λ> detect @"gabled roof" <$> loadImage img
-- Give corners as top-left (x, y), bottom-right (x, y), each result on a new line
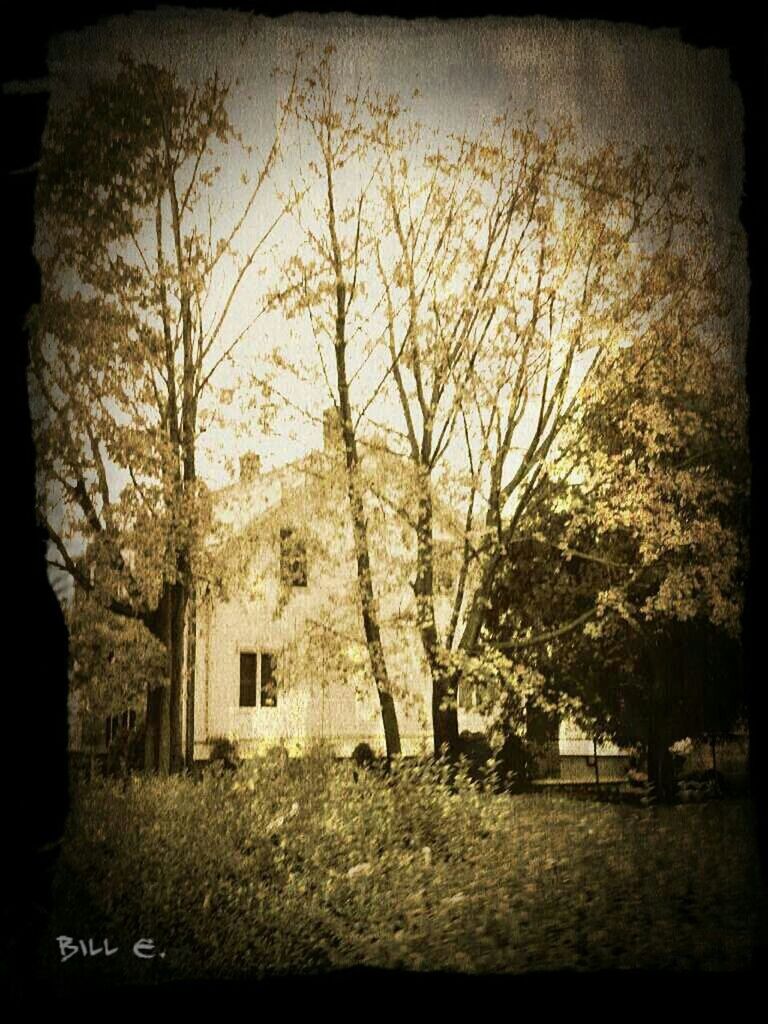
top-left (208, 439), bottom-right (463, 543)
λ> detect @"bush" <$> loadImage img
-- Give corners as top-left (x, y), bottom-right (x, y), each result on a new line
top-left (351, 742), bottom-right (375, 769)
top-left (494, 732), bottom-right (534, 791)
top-left (457, 731), bottom-right (495, 786)
top-left (677, 768), bottom-right (729, 801)
top-left (208, 736), bottom-right (239, 770)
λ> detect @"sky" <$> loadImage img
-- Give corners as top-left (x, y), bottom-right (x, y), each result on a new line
top-left (42, 10), bottom-right (747, 495)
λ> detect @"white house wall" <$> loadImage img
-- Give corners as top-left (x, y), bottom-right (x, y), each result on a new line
top-left (194, 452), bottom-right (615, 762)
top-left (195, 596), bottom-right (450, 757)
top-left (194, 566), bottom-right (486, 759)
top-left (558, 717), bottom-right (625, 757)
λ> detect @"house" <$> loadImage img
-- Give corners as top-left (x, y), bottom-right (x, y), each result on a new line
top-left (556, 720), bottom-right (631, 781)
top-left (189, 409), bottom-right (484, 760)
top-left (187, 408), bottom-right (628, 772)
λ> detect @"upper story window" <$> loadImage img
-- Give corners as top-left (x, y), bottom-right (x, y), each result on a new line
top-left (280, 527), bottom-right (307, 587)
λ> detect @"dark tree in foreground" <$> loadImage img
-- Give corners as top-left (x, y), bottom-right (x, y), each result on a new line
top-left (484, 311), bottom-right (749, 800)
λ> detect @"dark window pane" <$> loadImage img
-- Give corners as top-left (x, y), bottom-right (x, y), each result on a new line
top-left (240, 652), bottom-right (257, 707)
top-left (261, 653), bottom-right (277, 707)
top-left (280, 528), bottom-right (307, 587)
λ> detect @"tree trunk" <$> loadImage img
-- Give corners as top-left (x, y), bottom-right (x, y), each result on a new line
top-left (142, 579), bottom-right (186, 775)
top-left (433, 550), bottom-right (503, 760)
top-left (144, 583), bottom-right (170, 773)
top-left (377, 688), bottom-right (401, 762)
top-left (169, 580), bottom-right (187, 774)
top-left (346, 485), bottom-right (402, 758)
top-left (646, 637), bottom-right (677, 803)
top-left (332, 394), bottom-right (401, 756)
top-left (144, 683), bottom-right (171, 775)
top-left (185, 585), bottom-right (197, 768)
top-left (321, 134), bottom-right (401, 758)
top-left (647, 714), bottom-right (676, 803)
top-left (432, 670), bottom-right (460, 758)
top-left (411, 482), bottom-right (461, 759)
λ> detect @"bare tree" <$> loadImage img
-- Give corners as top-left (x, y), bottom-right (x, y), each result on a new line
top-left (271, 48), bottom-right (735, 757)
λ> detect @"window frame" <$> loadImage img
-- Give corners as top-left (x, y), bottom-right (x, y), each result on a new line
top-left (238, 648), bottom-right (278, 709)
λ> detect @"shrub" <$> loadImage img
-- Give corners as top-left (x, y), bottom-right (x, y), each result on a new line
top-left (494, 732), bottom-right (534, 791)
top-left (208, 736), bottom-right (239, 770)
top-left (457, 731), bottom-right (495, 786)
top-left (351, 742), bottom-right (375, 769)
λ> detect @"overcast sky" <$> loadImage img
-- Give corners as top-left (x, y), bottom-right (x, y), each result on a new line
top-left (44, 10), bottom-right (746, 488)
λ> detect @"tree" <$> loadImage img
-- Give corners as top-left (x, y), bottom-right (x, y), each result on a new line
top-left (269, 48), bottom-right (740, 761)
top-left (269, 49), bottom-right (404, 756)
top-left (483, 304), bottom-right (749, 799)
top-left (368, 105), bottom-right (729, 757)
top-left (66, 583), bottom-right (167, 765)
top-left (31, 56), bottom-right (291, 771)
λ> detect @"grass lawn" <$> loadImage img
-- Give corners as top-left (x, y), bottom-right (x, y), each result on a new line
top-left (36, 754), bottom-right (763, 987)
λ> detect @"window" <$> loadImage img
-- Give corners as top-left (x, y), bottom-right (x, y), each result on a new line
top-left (239, 652), bottom-right (257, 707)
top-left (239, 651), bottom-right (278, 708)
top-left (458, 681), bottom-right (479, 710)
top-left (280, 527), bottom-right (307, 587)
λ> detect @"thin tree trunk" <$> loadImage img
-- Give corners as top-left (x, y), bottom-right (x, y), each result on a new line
top-left (646, 637), bottom-right (677, 803)
top-left (337, 424), bottom-right (402, 758)
top-left (647, 714), bottom-right (675, 803)
top-left (412, 483), bottom-right (460, 757)
top-left (144, 583), bottom-right (170, 773)
top-left (169, 580), bottom-right (187, 774)
top-left (185, 585), bottom-right (197, 768)
top-left (321, 129), bottom-right (401, 757)
top-left (430, 550), bottom-right (503, 759)
top-left (432, 670), bottom-right (461, 758)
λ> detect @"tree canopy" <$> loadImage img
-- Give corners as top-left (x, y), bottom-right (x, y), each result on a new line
top-left (482, 303), bottom-right (748, 794)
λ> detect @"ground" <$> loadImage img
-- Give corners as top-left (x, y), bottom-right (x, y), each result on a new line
top-left (33, 754), bottom-right (764, 988)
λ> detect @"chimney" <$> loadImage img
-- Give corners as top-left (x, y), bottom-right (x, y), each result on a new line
top-left (323, 406), bottom-right (343, 452)
top-left (239, 452), bottom-right (261, 483)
